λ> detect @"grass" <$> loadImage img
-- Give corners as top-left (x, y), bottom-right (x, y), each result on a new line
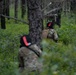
top-left (0, 12), bottom-right (76, 75)
top-left (0, 20), bottom-right (29, 75)
top-left (41, 13), bottom-right (76, 75)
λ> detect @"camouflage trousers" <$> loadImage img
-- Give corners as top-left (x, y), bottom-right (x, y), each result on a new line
top-left (18, 44), bottom-right (43, 75)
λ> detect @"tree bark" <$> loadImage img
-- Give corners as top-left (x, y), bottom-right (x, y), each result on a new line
top-left (14, 0), bottom-right (18, 23)
top-left (21, 0), bottom-right (26, 18)
top-left (71, 0), bottom-right (76, 13)
top-left (1, 0), bottom-right (6, 29)
top-left (27, 0), bottom-right (43, 47)
top-left (5, 0), bottom-right (10, 20)
top-left (0, 0), bottom-right (3, 15)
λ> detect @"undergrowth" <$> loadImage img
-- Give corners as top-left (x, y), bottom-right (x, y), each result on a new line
top-left (0, 13), bottom-right (76, 75)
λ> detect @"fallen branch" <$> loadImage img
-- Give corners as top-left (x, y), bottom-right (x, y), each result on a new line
top-left (0, 14), bottom-right (29, 25)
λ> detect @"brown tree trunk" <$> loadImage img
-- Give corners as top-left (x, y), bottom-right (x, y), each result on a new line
top-left (27, 0), bottom-right (43, 47)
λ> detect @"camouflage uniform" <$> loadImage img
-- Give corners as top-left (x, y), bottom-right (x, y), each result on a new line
top-left (18, 44), bottom-right (43, 74)
top-left (42, 29), bottom-right (49, 38)
top-left (42, 29), bottom-right (58, 42)
top-left (47, 29), bottom-right (58, 42)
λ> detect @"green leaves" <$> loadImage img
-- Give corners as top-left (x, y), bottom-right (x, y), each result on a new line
top-left (41, 14), bottom-right (76, 75)
top-left (0, 22), bottom-right (28, 75)
top-left (0, 13), bottom-right (76, 75)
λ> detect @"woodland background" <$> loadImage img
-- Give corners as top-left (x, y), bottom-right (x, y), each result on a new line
top-left (0, 0), bottom-right (76, 75)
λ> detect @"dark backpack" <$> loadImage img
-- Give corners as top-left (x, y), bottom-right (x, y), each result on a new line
top-left (47, 21), bottom-right (54, 29)
top-left (20, 35), bottom-right (31, 48)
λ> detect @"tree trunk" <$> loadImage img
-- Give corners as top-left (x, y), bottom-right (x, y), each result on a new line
top-left (27, 0), bottom-right (43, 47)
top-left (21, 0), bottom-right (26, 18)
top-left (14, 0), bottom-right (18, 23)
top-left (5, 0), bottom-right (10, 20)
top-left (0, 0), bottom-right (3, 14)
top-left (71, 0), bottom-right (76, 13)
top-left (0, 0), bottom-right (3, 16)
top-left (1, 0), bottom-right (6, 29)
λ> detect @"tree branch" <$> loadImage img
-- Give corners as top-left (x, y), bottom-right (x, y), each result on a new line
top-left (0, 14), bottom-right (29, 25)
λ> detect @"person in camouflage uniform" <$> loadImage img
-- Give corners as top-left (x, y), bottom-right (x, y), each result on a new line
top-left (18, 35), bottom-right (43, 74)
top-left (42, 21), bottom-right (58, 42)
top-left (47, 28), bottom-right (58, 42)
top-left (18, 20), bottom-right (58, 74)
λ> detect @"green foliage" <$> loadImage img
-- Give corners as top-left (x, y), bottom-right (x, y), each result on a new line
top-left (0, 13), bottom-right (76, 75)
top-left (0, 22), bottom-right (29, 75)
top-left (41, 14), bottom-right (76, 75)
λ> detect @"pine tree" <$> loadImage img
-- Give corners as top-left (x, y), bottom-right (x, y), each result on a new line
top-left (21, 0), bottom-right (26, 18)
top-left (27, 0), bottom-right (43, 47)
top-left (14, 0), bottom-right (18, 23)
top-left (1, 0), bottom-right (6, 29)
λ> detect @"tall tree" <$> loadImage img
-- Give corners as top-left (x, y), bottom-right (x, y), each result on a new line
top-left (0, 0), bottom-right (3, 15)
top-left (27, 0), bottom-right (43, 48)
top-left (14, 0), bottom-right (18, 23)
top-left (21, 0), bottom-right (27, 18)
top-left (1, 0), bottom-right (6, 29)
top-left (71, 0), bottom-right (76, 13)
top-left (5, 0), bottom-right (10, 19)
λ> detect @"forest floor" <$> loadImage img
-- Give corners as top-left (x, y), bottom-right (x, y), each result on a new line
top-left (0, 14), bottom-right (76, 75)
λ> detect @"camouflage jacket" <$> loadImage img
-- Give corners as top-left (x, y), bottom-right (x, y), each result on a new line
top-left (18, 44), bottom-right (43, 73)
